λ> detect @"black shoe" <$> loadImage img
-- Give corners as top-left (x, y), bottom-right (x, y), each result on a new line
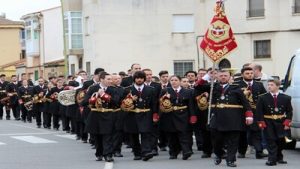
top-left (256, 152), bottom-right (268, 159)
top-left (113, 152), bottom-right (123, 157)
top-left (66, 130), bottom-right (70, 133)
top-left (134, 156), bottom-right (142, 160)
top-left (152, 150), bottom-right (159, 156)
top-left (160, 147), bottom-right (167, 151)
top-left (201, 153), bottom-right (211, 158)
top-left (227, 161), bottom-right (237, 167)
top-left (104, 156), bottom-right (114, 162)
top-left (96, 156), bottom-right (103, 161)
top-left (197, 146), bottom-right (203, 151)
top-left (0, 117), bottom-right (3, 120)
top-left (237, 153), bottom-right (245, 158)
top-left (266, 161), bottom-right (277, 166)
top-left (277, 160), bottom-right (287, 164)
top-left (37, 125), bottom-right (41, 128)
top-left (126, 145), bottom-right (132, 148)
top-left (15, 118), bottom-right (21, 121)
top-left (47, 126), bottom-right (51, 129)
top-left (6, 117), bottom-right (10, 120)
top-left (182, 152), bottom-right (193, 160)
top-left (214, 157), bottom-right (222, 165)
top-left (169, 155), bottom-right (177, 160)
top-left (142, 153), bottom-right (153, 161)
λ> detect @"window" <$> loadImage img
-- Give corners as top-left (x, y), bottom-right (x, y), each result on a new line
top-left (34, 30), bottom-right (39, 39)
top-left (247, 0), bottom-right (265, 17)
top-left (174, 61), bottom-right (194, 77)
top-left (254, 40), bottom-right (271, 59)
top-left (20, 50), bottom-right (26, 59)
top-left (79, 57), bottom-right (83, 69)
top-left (293, 0), bottom-right (300, 14)
top-left (26, 29), bottom-right (31, 40)
top-left (71, 64), bottom-right (75, 75)
top-left (64, 11), bottom-right (83, 49)
top-left (172, 14), bottom-right (194, 33)
top-left (84, 16), bottom-right (90, 36)
top-left (86, 62), bottom-right (91, 76)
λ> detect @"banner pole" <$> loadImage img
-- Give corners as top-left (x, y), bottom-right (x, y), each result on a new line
top-left (207, 62), bottom-right (216, 125)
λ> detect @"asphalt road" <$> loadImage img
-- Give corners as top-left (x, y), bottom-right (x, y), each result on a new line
top-left (1, 119), bottom-right (300, 169)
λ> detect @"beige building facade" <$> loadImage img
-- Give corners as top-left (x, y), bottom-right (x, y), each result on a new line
top-left (65, 0), bottom-right (300, 78)
top-left (0, 14), bottom-right (24, 77)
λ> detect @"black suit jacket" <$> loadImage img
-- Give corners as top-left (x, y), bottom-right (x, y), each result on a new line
top-left (120, 76), bottom-right (133, 87)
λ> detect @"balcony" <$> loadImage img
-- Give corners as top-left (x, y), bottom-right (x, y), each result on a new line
top-left (292, 6), bottom-right (300, 14)
top-left (246, 9), bottom-right (265, 18)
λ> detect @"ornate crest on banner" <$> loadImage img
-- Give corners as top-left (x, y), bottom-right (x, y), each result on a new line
top-left (200, 0), bottom-right (237, 62)
top-left (196, 94), bottom-right (209, 111)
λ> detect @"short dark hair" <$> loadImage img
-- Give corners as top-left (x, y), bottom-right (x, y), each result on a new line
top-left (21, 73), bottom-right (26, 76)
top-left (99, 72), bottom-right (110, 80)
top-left (207, 67), bottom-right (219, 72)
top-left (48, 76), bottom-right (56, 81)
top-left (133, 71), bottom-right (146, 81)
top-left (118, 71), bottom-right (127, 76)
top-left (170, 75), bottom-right (181, 81)
top-left (241, 67), bottom-right (253, 74)
top-left (131, 63), bottom-right (140, 69)
top-left (218, 69), bottom-right (230, 74)
top-left (198, 68), bottom-right (207, 72)
top-left (254, 64), bottom-right (263, 72)
top-left (0, 74), bottom-right (5, 78)
top-left (142, 68), bottom-right (152, 72)
top-left (184, 71), bottom-right (197, 77)
top-left (94, 68), bottom-right (105, 75)
top-left (268, 79), bottom-right (281, 86)
top-left (11, 75), bottom-right (16, 78)
top-left (78, 70), bottom-right (87, 75)
top-left (159, 70), bottom-right (168, 77)
top-left (242, 63), bottom-right (251, 68)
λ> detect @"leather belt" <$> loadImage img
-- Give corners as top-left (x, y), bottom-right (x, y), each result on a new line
top-left (211, 104), bottom-right (243, 109)
top-left (264, 115), bottom-right (286, 120)
top-left (91, 108), bottom-right (121, 113)
top-left (128, 108), bottom-right (150, 113)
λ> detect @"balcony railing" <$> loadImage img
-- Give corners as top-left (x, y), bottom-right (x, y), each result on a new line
top-left (246, 9), bottom-right (265, 18)
top-left (292, 6), bottom-right (300, 14)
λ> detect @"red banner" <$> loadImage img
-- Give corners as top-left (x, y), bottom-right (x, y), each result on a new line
top-left (200, 1), bottom-right (237, 62)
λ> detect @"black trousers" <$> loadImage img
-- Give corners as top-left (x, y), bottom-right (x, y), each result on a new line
top-left (20, 105), bottom-right (32, 122)
top-left (11, 104), bottom-right (20, 119)
top-left (35, 111), bottom-right (42, 126)
top-left (52, 114), bottom-right (60, 129)
top-left (201, 128), bottom-right (213, 155)
top-left (238, 129), bottom-right (263, 155)
top-left (76, 121), bottom-right (88, 141)
top-left (192, 122), bottom-right (203, 148)
top-left (113, 130), bottom-right (123, 153)
top-left (0, 104), bottom-right (10, 118)
top-left (265, 137), bottom-right (285, 162)
top-left (95, 134), bottom-right (103, 157)
top-left (211, 129), bottom-right (240, 162)
top-left (166, 131), bottom-right (192, 156)
top-left (61, 114), bottom-right (70, 131)
top-left (129, 133), bottom-right (153, 157)
top-left (43, 112), bottom-right (52, 127)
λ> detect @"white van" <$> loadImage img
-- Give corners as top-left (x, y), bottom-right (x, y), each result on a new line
top-left (281, 49), bottom-right (300, 149)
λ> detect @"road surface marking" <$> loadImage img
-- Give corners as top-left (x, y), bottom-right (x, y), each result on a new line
top-left (55, 134), bottom-right (76, 140)
top-left (0, 142), bottom-right (6, 145)
top-left (8, 123), bottom-right (47, 131)
top-left (11, 136), bottom-right (57, 144)
top-left (104, 162), bottom-right (113, 169)
top-left (0, 132), bottom-right (63, 136)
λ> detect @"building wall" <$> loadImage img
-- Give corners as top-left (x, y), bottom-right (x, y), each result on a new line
top-left (80, 0), bottom-right (300, 78)
top-left (0, 28), bottom-right (22, 66)
top-left (41, 7), bottom-right (64, 64)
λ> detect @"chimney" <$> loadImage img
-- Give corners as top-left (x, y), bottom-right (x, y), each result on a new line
top-left (0, 12), bottom-right (6, 18)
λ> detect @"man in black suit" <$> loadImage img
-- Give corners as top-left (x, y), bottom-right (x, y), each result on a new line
top-left (33, 77), bottom-right (47, 128)
top-left (196, 70), bottom-right (254, 167)
top-left (0, 74), bottom-right (10, 120)
top-left (257, 79), bottom-right (293, 166)
top-left (122, 71), bottom-right (158, 161)
top-left (18, 79), bottom-right (34, 123)
top-left (236, 67), bottom-right (267, 159)
top-left (6, 75), bottom-right (20, 120)
top-left (143, 68), bottom-right (162, 156)
top-left (120, 63), bottom-right (141, 87)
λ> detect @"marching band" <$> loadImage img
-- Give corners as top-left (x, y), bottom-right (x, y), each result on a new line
top-left (0, 63), bottom-right (293, 167)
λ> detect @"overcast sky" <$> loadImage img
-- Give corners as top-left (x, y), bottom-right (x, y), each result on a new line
top-left (0, 0), bottom-right (61, 21)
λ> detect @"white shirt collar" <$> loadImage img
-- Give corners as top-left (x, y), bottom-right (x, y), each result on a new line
top-left (134, 84), bottom-right (144, 91)
top-left (145, 82), bottom-right (152, 86)
top-left (270, 92), bottom-right (280, 97)
top-left (173, 86), bottom-right (182, 92)
top-left (222, 83), bottom-right (229, 88)
top-left (100, 83), bottom-right (107, 90)
top-left (244, 80), bottom-right (253, 86)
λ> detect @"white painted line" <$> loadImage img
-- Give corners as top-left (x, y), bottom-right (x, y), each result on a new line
top-left (8, 123), bottom-right (46, 131)
top-left (55, 134), bottom-right (76, 140)
top-left (0, 132), bottom-right (63, 136)
top-left (11, 136), bottom-right (57, 144)
top-left (0, 142), bottom-right (6, 145)
top-left (104, 162), bottom-right (113, 169)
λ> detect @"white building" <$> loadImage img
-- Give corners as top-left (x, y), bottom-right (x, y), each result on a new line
top-left (64, 0), bottom-right (300, 78)
top-left (20, 6), bottom-right (65, 80)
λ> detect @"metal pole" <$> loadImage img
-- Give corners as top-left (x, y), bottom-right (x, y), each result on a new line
top-left (60, 0), bottom-right (68, 76)
top-left (207, 62), bottom-right (216, 125)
